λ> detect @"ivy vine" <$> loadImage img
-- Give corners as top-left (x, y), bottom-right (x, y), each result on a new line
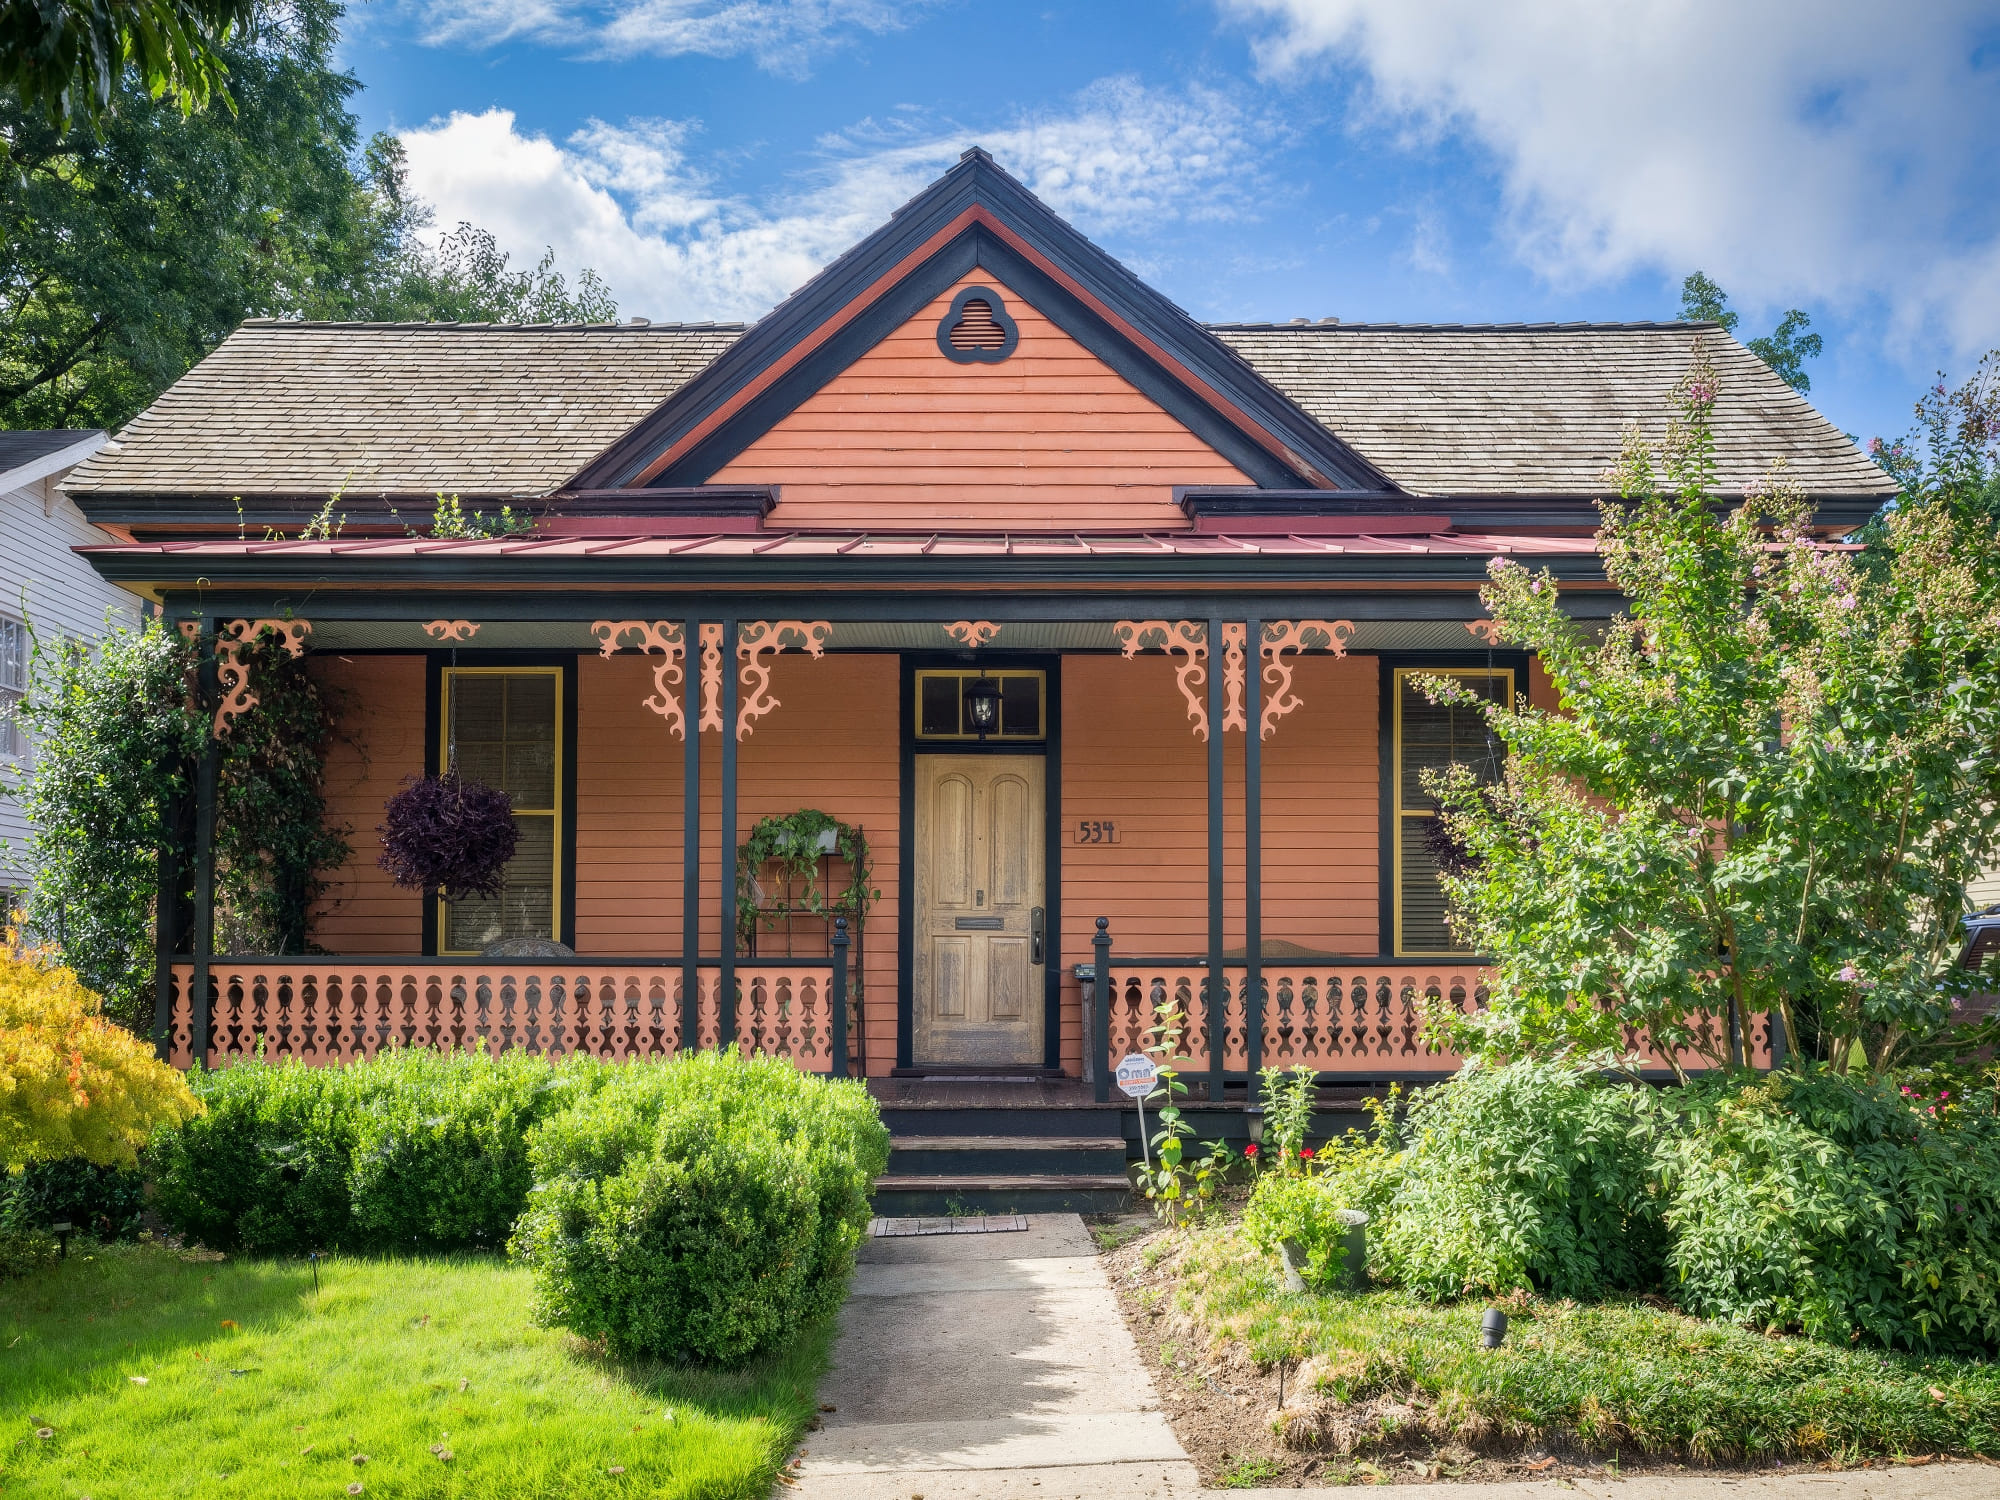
top-left (735, 808), bottom-right (874, 958)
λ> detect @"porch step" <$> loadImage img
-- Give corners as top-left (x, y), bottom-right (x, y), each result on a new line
top-left (887, 1135), bottom-right (1129, 1177)
top-left (870, 1173), bottom-right (1134, 1217)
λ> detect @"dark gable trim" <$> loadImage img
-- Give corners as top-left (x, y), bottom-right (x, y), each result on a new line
top-left (570, 151), bottom-right (1397, 495)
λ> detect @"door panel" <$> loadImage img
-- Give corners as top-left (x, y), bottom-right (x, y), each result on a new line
top-left (914, 754), bottom-right (1046, 1065)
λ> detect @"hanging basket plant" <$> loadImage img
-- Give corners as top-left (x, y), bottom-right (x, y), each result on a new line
top-left (377, 771), bottom-right (519, 900)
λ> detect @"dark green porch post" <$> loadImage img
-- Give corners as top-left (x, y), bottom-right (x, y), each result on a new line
top-left (719, 617), bottom-right (739, 1044)
top-left (189, 615), bottom-right (220, 1067)
top-left (1206, 615), bottom-right (1225, 1103)
top-left (681, 615), bottom-right (701, 1051)
top-left (1244, 617), bottom-right (1262, 1109)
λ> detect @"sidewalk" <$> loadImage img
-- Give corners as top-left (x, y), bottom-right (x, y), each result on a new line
top-left (791, 1212), bottom-right (1201, 1499)
top-left (789, 1212), bottom-right (1996, 1500)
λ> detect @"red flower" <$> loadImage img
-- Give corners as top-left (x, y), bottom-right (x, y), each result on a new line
top-left (1300, 1148), bottom-right (1315, 1160)
top-left (1243, 1143), bottom-right (1259, 1157)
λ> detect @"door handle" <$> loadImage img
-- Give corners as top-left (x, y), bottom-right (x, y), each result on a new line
top-left (1030, 907), bottom-right (1045, 965)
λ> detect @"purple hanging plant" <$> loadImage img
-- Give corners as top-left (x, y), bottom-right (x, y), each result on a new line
top-left (377, 770), bottom-right (519, 900)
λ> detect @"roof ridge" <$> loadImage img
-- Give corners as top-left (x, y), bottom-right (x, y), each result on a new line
top-left (234, 318), bottom-right (751, 333)
top-left (1207, 319), bottom-right (1727, 333)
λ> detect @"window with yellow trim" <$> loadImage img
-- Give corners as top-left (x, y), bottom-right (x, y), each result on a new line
top-left (439, 668), bottom-right (562, 953)
top-left (1393, 667), bottom-right (1512, 957)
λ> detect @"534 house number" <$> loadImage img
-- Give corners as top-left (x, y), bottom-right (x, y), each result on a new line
top-left (1074, 820), bottom-right (1120, 844)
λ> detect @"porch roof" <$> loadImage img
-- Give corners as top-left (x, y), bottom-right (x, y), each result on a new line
top-left (78, 526), bottom-right (1606, 597)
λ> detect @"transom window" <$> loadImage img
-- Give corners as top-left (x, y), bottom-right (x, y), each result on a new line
top-left (439, 668), bottom-right (562, 954)
top-left (915, 669), bottom-right (1045, 741)
top-left (1392, 667), bottom-right (1512, 957)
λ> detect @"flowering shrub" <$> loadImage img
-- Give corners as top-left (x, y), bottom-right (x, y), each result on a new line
top-left (376, 770), bottom-right (518, 899)
top-left (1654, 1067), bottom-right (2000, 1351)
top-left (1430, 347), bottom-right (2000, 1076)
top-left (0, 947), bottom-right (200, 1173)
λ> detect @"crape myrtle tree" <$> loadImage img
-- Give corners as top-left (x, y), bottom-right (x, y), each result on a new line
top-left (1426, 344), bottom-right (2000, 1079)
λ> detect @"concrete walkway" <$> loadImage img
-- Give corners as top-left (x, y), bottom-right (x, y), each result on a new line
top-left (791, 1212), bottom-right (1201, 1499)
top-left (790, 1212), bottom-right (1998, 1500)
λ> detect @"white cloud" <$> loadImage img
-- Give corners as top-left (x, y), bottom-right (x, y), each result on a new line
top-left (1222, 0), bottom-right (2000, 355)
top-left (396, 79), bottom-right (1276, 321)
top-left (412, 0), bottom-right (935, 78)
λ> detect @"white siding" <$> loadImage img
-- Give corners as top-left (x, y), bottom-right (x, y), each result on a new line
top-left (0, 468), bottom-right (144, 895)
top-left (1970, 868), bottom-right (2000, 914)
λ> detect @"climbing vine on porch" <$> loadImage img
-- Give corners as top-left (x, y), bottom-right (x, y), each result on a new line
top-left (735, 808), bottom-right (875, 968)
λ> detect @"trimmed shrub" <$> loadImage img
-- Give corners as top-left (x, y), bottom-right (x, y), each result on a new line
top-left (512, 1049), bottom-right (890, 1365)
top-left (346, 1049), bottom-right (599, 1251)
top-left (1654, 1068), bottom-right (2000, 1352)
top-left (149, 1048), bottom-right (602, 1254)
top-left (1373, 1060), bottom-right (1661, 1301)
top-left (149, 1057), bottom-right (364, 1254)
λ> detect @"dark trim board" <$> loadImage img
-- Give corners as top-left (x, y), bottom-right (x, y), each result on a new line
top-left (135, 587), bottom-right (1628, 624)
top-left (896, 651), bottom-right (1063, 1073)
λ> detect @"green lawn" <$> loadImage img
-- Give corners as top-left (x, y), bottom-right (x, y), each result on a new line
top-left (1, 1241), bottom-right (831, 1499)
top-left (1142, 1224), bottom-right (2000, 1464)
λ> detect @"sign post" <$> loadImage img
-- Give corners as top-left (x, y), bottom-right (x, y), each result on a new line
top-left (1116, 1052), bottom-right (1160, 1169)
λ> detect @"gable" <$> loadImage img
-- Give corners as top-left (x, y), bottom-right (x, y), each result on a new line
top-left (569, 151), bottom-right (1398, 502)
top-left (715, 272), bottom-right (1251, 530)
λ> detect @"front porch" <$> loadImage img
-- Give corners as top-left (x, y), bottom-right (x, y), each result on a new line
top-left (148, 590), bottom-right (1587, 1100)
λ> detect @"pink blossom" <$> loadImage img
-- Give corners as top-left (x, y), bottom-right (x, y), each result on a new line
top-left (1839, 965), bottom-right (1859, 983)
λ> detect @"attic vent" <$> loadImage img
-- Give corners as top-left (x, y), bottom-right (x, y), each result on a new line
top-left (950, 298), bottom-right (1005, 349)
top-left (937, 284), bottom-right (1019, 364)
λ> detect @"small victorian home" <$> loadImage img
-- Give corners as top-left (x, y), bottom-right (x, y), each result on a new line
top-left (65, 153), bottom-right (1889, 1198)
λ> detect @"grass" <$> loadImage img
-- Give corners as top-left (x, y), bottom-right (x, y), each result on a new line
top-left (1158, 1223), bottom-right (2000, 1464)
top-left (1217, 1454), bottom-right (1285, 1486)
top-left (0, 1240), bottom-right (833, 1499)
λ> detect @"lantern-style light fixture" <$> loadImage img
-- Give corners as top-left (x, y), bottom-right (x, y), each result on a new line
top-left (964, 673), bottom-right (1002, 737)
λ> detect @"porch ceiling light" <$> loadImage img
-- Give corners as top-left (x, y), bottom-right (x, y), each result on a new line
top-left (964, 673), bottom-right (1002, 736)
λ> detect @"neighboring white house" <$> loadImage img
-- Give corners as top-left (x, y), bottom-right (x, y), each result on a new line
top-left (0, 429), bottom-right (143, 917)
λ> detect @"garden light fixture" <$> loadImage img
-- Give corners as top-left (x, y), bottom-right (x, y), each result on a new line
top-left (1481, 1308), bottom-right (1508, 1349)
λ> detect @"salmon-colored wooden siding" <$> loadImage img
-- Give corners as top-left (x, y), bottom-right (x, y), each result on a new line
top-left (574, 653), bottom-right (903, 1072)
top-left (307, 651), bottom-right (1389, 1078)
top-left (309, 655), bottom-right (426, 954)
top-left (1056, 655), bottom-right (1381, 1075)
top-left (716, 269), bottom-right (1251, 530)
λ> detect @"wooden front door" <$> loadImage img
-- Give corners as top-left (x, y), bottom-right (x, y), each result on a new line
top-left (913, 754), bottom-right (1047, 1066)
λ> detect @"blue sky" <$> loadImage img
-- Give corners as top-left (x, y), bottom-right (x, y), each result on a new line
top-left (339, 0), bottom-right (2000, 450)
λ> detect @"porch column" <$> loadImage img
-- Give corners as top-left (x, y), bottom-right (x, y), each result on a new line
top-left (189, 616), bottom-right (220, 1066)
top-left (150, 758), bottom-right (189, 1059)
top-left (1244, 617), bottom-right (1263, 1107)
top-left (1206, 613), bottom-right (1225, 1103)
top-left (681, 614), bottom-right (701, 1050)
top-left (719, 616), bottom-right (739, 1044)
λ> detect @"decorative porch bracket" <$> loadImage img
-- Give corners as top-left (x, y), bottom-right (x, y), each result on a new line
top-left (424, 619), bottom-right (480, 641)
top-left (735, 620), bottom-right (832, 738)
top-left (591, 619), bottom-right (687, 738)
top-left (213, 618), bottom-right (312, 736)
top-left (1466, 619), bottom-right (1503, 644)
top-left (943, 619), bottom-right (1001, 648)
top-left (1113, 618), bottom-right (1352, 738)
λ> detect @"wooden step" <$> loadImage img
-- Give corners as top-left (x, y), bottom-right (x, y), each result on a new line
top-left (888, 1135), bottom-right (1119, 1150)
top-left (873, 1173), bottom-right (1132, 1192)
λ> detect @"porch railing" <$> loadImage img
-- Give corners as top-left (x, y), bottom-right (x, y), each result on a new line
top-left (1093, 945), bottom-right (1772, 1095)
top-left (164, 952), bottom-right (850, 1074)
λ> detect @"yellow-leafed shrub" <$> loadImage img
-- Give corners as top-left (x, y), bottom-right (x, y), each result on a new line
top-left (0, 945), bottom-right (201, 1172)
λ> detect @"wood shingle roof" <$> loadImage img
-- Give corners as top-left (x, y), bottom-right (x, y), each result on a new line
top-left (63, 315), bottom-right (1894, 505)
top-left (1215, 320), bottom-right (1890, 499)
